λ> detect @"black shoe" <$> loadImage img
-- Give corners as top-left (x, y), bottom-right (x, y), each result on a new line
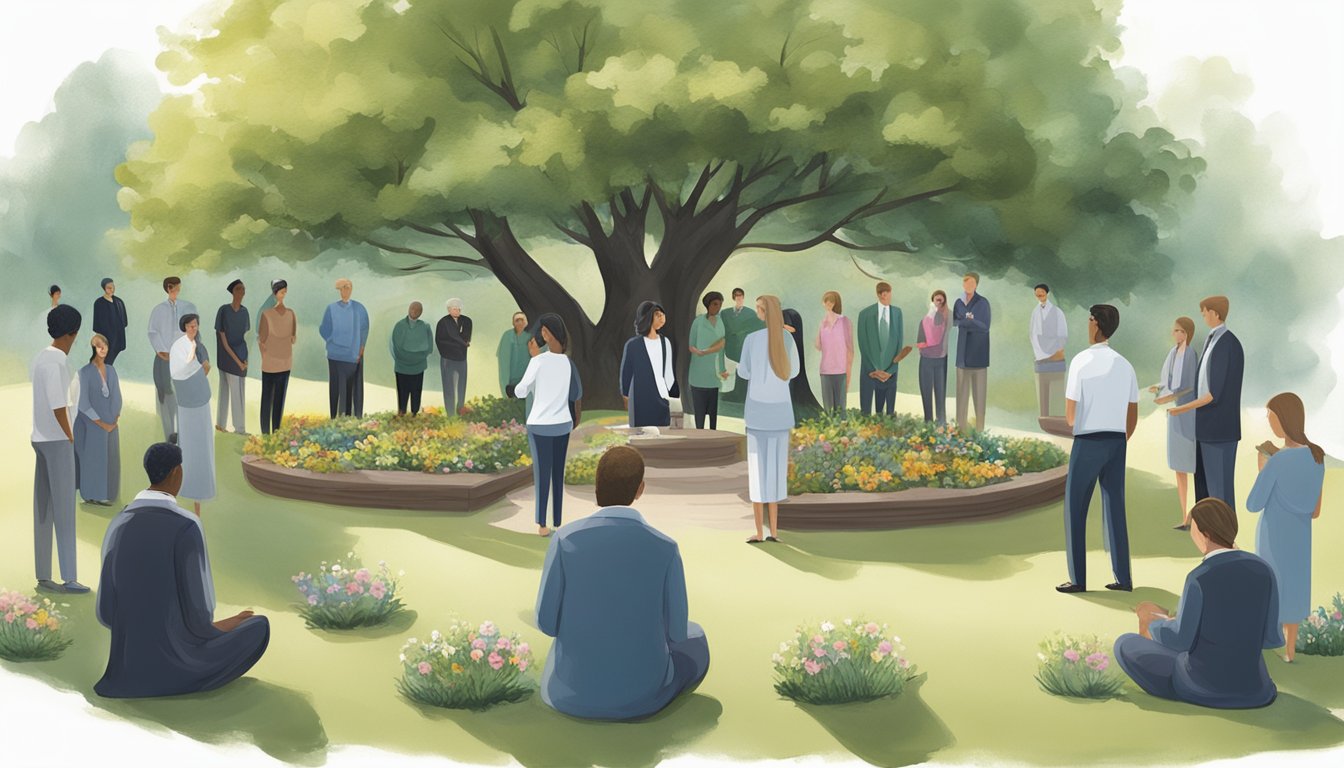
top-left (1173, 524), bottom-right (1190, 531)
top-left (1056, 582), bottom-right (1086, 593)
top-left (169, 432), bottom-right (179, 445)
top-left (1106, 582), bottom-right (1133, 592)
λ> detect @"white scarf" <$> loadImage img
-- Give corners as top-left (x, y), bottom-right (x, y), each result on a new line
top-left (1159, 344), bottom-right (1187, 396)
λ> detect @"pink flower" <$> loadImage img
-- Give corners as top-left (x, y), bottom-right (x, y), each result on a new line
top-left (811, 634), bottom-right (825, 645)
top-left (25, 618), bottom-right (39, 630)
top-left (864, 622), bottom-right (880, 636)
top-left (307, 595), bottom-right (319, 606)
top-left (496, 637), bottom-right (512, 651)
top-left (1086, 653), bottom-right (1109, 671)
top-left (488, 652), bottom-right (504, 670)
top-left (832, 640), bottom-right (847, 651)
top-left (804, 659), bottom-right (823, 676)
top-left (472, 638), bottom-right (487, 650)
top-left (899, 658), bottom-right (910, 669)
top-left (346, 582), bottom-right (364, 596)
top-left (1063, 649), bottom-right (1080, 663)
top-left (417, 662), bottom-right (432, 676)
top-left (878, 641), bottom-right (893, 655)
top-left (479, 621), bottom-right (497, 636)
top-left (1334, 611), bottom-right (1343, 622)
top-left (442, 467), bottom-right (451, 473)
top-left (518, 642), bottom-right (530, 655)
top-left (369, 581), bottom-right (387, 600)
top-left (4, 613), bottom-right (14, 624)
top-left (470, 649), bottom-right (484, 662)
top-left (518, 659), bottom-right (528, 671)
top-left (465, 459), bottom-right (475, 469)
top-left (326, 585), bottom-right (339, 594)
top-left (289, 440), bottom-right (299, 447)
top-left (354, 568), bottom-right (371, 584)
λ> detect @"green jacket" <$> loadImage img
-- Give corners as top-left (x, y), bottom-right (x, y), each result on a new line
top-left (721, 306), bottom-right (764, 362)
top-left (856, 302), bottom-right (904, 376)
top-left (688, 313), bottom-right (727, 388)
top-left (497, 328), bottom-right (531, 393)
top-left (390, 316), bottom-right (434, 375)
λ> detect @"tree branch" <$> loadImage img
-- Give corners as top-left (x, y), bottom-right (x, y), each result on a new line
top-left (365, 238), bottom-right (490, 268)
top-left (438, 23), bottom-right (525, 111)
top-left (551, 217), bottom-right (593, 247)
top-left (398, 220), bottom-right (467, 241)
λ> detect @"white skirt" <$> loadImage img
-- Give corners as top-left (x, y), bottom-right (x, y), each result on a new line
top-left (746, 428), bottom-right (790, 503)
top-left (177, 403), bottom-right (217, 501)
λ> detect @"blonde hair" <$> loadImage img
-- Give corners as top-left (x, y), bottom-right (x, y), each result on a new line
top-left (88, 333), bottom-right (109, 363)
top-left (822, 290), bottom-right (843, 314)
top-left (756, 295), bottom-right (790, 380)
top-left (334, 278), bottom-right (353, 290)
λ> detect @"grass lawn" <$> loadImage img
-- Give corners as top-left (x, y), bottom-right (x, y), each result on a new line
top-left (2, 379), bottom-right (1343, 767)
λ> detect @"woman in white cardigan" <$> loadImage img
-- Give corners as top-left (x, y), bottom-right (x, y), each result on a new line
top-left (738, 295), bottom-right (800, 544)
top-left (170, 314), bottom-right (215, 515)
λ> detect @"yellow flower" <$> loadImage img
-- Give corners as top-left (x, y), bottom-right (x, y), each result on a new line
top-left (871, 651), bottom-right (884, 662)
top-left (34, 609), bottom-right (49, 625)
top-left (510, 655), bottom-right (520, 666)
top-left (451, 663), bottom-right (464, 674)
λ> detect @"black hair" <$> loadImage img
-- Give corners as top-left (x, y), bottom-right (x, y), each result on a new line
top-left (100, 278), bottom-right (114, 289)
top-left (179, 313), bottom-right (200, 332)
top-left (271, 279), bottom-right (287, 295)
top-left (49, 284), bottom-right (61, 297)
top-left (1034, 283), bottom-right (1049, 293)
top-left (633, 300), bottom-right (665, 337)
top-left (702, 291), bottom-right (724, 310)
top-left (782, 307), bottom-right (804, 340)
top-left (227, 279), bottom-right (244, 294)
top-left (1090, 304), bottom-right (1120, 340)
top-left (731, 288), bottom-right (745, 298)
top-left (143, 442), bottom-right (184, 486)
top-left (532, 313), bottom-right (568, 352)
top-left (46, 305), bottom-right (82, 339)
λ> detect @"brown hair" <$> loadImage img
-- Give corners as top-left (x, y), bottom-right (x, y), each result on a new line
top-left (964, 272), bottom-right (980, 284)
top-left (822, 290), bottom-right (843, 314)
top-left (595, 445), bottom-right (645, 507)
top-left (1174, 316), bottom-right (1195, 343)
top-left (1199, 295), bottom-right (1230, 321)
top-left (875, 282), bottom-right (892, 295)
top-left (162, 276), bottom-right (181, 292)
top-left (931, 289), bottom-right (948, 305)
top-left (1190, 498), bottom-right (1238, 549)
top-left (89, 333), bottom-right (109, 363)
top-left (1266, 392), bottom-right (1326, 464)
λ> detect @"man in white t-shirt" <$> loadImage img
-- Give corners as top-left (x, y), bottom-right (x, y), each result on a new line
top-left (1057, 304), bottom-right (1139, 595)
top-left (31, 305), bottom-right (90, 594)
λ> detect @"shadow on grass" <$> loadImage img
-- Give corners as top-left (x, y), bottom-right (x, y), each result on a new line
top-left (757, 541), bottom-right (863, 580)
top-left (1076, 587), bottom-right (1182, 614)
top-left (1272, 654), bottom-right (1344, 709)
top-left (795, 678), bottom-right (953, 767)
top-left (412, 692), bottom-right (722, 768)
top-left (1120, 689), bottom-right (1344, 756)
top-left (305, 609), bottom-right (419, 643)
top-left (782, 470), bottom-right (1192, 580)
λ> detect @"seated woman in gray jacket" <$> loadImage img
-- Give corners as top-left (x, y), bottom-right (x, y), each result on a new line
top-left (1115, 498), bottom-right (1284, 709)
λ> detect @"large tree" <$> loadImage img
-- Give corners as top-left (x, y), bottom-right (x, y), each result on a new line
top-left (117, 0), bottom-right (1202, 408)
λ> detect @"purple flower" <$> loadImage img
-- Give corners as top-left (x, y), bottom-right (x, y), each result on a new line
top-left (1063, 649), bottom-right (1080, 663)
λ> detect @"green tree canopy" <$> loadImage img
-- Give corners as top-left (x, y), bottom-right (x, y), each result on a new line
top-left (117, 0), bottom-right (1203, 407)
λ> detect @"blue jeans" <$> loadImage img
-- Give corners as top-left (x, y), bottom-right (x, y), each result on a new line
top-left (528, 428), bottom-right (570, 527)
top-left (1064, 432), bottom-right (1131, 587)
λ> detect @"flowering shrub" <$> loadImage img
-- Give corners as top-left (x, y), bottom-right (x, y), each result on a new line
top-left (1035, 633), bottom-right (1126, 699)
top-left (788, 411), bottom-right (1067, 494)
top-left (397, 621), bottom-right (536, 710)
top-left (565, 431), bottom-right (631, 485)
top-left (772, 619), bottom-right (917, 705)
top-left (245, 410), bottom-right (530, 475)
top-left (0, 590), bottom-right (74, 662)
top-left (293, 554), bottom-right (406, 630)
top-left (457, 395), bottom-right (527, 428)
top-left (1297, 594), bottom-right (1344, 656)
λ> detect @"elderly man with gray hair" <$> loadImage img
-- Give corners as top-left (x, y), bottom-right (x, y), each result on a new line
top-left (435, 297), bottom-right (473, 415)
top-left (318, 278), bottom-right (370, 418)
top-left (390, 300), bottom-right (434, 415)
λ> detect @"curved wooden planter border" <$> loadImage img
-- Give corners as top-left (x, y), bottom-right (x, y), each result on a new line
top-left (626, 429), bottom-right (745, 469)
top-left (240, 455), bottom-right (532, 512)
top-left (777, 465), bottom-right (1068, 531)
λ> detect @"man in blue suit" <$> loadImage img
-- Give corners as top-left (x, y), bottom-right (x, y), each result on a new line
top-left (535, 445), bottom-right (709, 720)
top-left (1115, 498), bottom-right (1283, 709)
top-left (1167, 295), bottom-right (1243, 507)
top-left (856, 282), bottom-right (911, 416)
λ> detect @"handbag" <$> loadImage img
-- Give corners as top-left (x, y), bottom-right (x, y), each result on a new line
top-left (661, 336), bottom-right (680, 399)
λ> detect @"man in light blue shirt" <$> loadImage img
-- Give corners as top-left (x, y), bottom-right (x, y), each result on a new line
top-left (318, 278), bottom-right (370, 418)
top-left (147, 276), bottom-right (197, 442)
top-left (535, 446), bottom-right (710, 720)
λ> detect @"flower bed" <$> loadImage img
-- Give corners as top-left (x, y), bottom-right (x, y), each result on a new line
top-left (565, 431), bottom-right (631, 485)
top-left (397, 621), bottom-right (536, 710)
top-left (1035, 633), bottom-right (1126, 699)
top-left (788, 412), bottom-right (1067, 495)
top-left (773, 619), bottom-right (917, 705)
top-left (456, 395), bottom-right (527, 428)
top-left (1298, 594), bottom-right (1344, 656)
top-left (244, 406), bottom-right (530, 476)
top-left (0, 590), bottom-right (74, 662)
top-left (293, 553), bottom-right (406, 630)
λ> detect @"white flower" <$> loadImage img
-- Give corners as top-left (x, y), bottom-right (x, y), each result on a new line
top-left (892, 636), bottom-right (902, 644)
top-left (1037, 653), bottom-right (1047, 662)
top-left (446, 645), bottom-right (457, 655)
top-left (772, 653), bottom-right (785, 664)
top-left (346, 551), bottom-right (355, 559)
top-left (779, 642), bottom-right (790, 652)
top-left (407, 637), bottom-right (418, 645)
top-left (820, 621), bottom-right (835, 632)
top-left (378, 560), bottom-right (387, 567)
top-left (399, 653), bottom-right (407, 663)
top-left (843, 618), bottom-right (853, 626)
top-left (431, 630), bottom-right (442, 642)
top-left (398, 570), bottom-right (406, 577)
top-left (331, 564), bottom-right (342, 573)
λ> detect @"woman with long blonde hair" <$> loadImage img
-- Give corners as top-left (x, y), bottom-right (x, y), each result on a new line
top-left (1246, 392), bottom-right (1327, 662)
top-left (738, 295), bottom-right (800, 543)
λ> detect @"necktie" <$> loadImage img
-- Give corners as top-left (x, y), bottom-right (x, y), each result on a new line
top-left (879, 308), bottom-right (890, 349)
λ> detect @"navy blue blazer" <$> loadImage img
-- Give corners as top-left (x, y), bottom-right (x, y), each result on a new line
top-left (619, 335), bottom-right (676, 428)
top-left (1194, 329), bottom-right (1243, 442)
top-left (1147, 550), bottom-right (1283, 708)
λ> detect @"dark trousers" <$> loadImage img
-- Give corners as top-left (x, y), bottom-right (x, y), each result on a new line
top-left (1194, 440), bottom-right (1238, 509)
top-left (106, 347), bottom-right (123, 366)
top-left (259, 371), bottom-right (291, 434)
top-left (396, 372), bottom-right (425, 415)
top-left (918, 356), bottom-right (947, 423)
top-left (528, 430), bottom-right (570, 527)
top-left (328, 359), bottom-right (364, 418)
top-left (691, 386), bottom-right (719, 430)
top-left (1064, 432), bottom-right (1131, 588)
top-left (859, 373), bottom-right (897, 416)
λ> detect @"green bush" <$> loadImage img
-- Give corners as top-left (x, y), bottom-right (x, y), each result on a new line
top-left (565, 431), bottom-right (630, 485)
top-left (458, 395), bottom-right (527, 428)
top-left (0, 590), bottom-right (74, 662)
top-left (1035, 633), bottom-right (1127, 699)
top-left (1297, 594), bottom-right (1344, 656)
top-left (293, 555), bottom-right (406, 630)
top-left (397, 621), bottom-right (536, 710)
top-left (773, 619), bottom-right (917, 705)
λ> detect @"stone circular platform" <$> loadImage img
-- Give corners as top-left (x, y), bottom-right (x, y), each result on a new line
top-left (776, 465), bottom-right (1068, 530)
top-left (240, 455), bottom-right (532, 512)
top-left (624, 428), bottom-right (746, 469)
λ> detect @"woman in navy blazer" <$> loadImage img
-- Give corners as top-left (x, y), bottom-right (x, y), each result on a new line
top-left (619, 301), bottom-right (677, 428)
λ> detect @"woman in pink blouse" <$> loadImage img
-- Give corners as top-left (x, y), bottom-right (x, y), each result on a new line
top-left (916, 290), bottom-right (950, 423)
top-left (814, 290), bottom-right (854, 412)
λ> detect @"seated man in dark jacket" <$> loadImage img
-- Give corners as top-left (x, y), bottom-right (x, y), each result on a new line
top-left (1115, 497), bottom-right (1283, 709)
top-left (535, 445), bottom-right (709, 720)
top-left (94, 443), bottom-right (269, 698)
